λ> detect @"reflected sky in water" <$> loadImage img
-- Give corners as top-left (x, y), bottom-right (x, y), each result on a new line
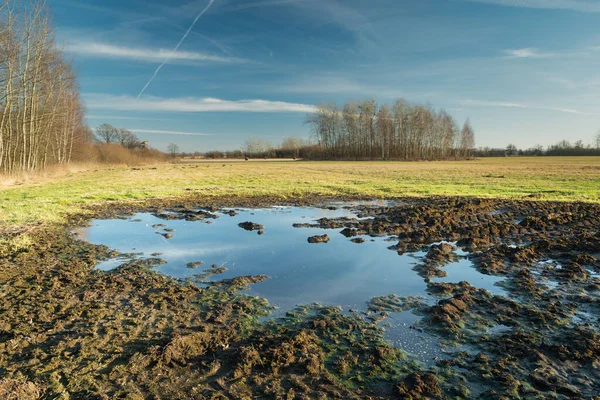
top-left (79, 205), bottom-right (507, 364)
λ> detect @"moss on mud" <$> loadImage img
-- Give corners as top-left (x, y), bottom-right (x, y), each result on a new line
top-left (1, 196), bottom-right (600, 398)
top-left (0, 225), bottom-right (420, 398)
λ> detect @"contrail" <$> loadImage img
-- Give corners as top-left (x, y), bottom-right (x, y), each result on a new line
top-left (137, 0), bottom-right (216, 98)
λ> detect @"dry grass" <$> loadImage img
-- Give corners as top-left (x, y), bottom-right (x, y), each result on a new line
top-left (0, 162), bottom-right (103, 189)
top-left (0, 156), bottom-right (599, 227)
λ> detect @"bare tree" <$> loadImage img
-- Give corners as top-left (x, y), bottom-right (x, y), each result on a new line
top-left (167, 143), bottom-right (180, 157)
top-left (306, 98), bottom-right (473, 161)
top-left (595, 129), bottom-right (600, 149)
top-left (95, 124), bottom-right (118, 144)
top-left (281, 136), bottom-right (304, 158)
top-left (244, 137), bottom-right (271, 156)
top-left (459, 119), bottom-right (475, 158)
top-left (0, 0), bottom-right (88, 172)
top-left (117, 128), bottom-right (139, 149)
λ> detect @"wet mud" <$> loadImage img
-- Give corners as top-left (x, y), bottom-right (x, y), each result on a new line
top-left (1, 196), bottom-right (599, 398)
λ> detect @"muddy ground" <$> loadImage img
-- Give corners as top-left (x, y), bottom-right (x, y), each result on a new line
top-left (1, 196), bottom-right (599, 399)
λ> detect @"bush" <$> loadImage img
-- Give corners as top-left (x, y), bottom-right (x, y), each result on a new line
top-left (73, 143), bottom-right (167, 165)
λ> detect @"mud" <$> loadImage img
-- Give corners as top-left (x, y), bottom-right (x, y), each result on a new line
top-left (1, 196), bottom-right (600, 398)
top-left (238, 221), bottom-right (264, 231)
top-left (307, 234), bottom-right (330, 244)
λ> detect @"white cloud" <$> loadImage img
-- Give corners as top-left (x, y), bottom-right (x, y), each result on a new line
top-left (86, 115), bottom-right (169, 121)
top-left (66, 41), bottom-right (247, 64)
top-left (85, 94), bottom-right (316, 113)
top-left (503, 48), bottom-right (555, 59)
top-left (128, 129), bottom-right (215, 136)
top-left (463, 0), bottom-right (600, 12)
top-left (460, 99), bottom-right (588, 115)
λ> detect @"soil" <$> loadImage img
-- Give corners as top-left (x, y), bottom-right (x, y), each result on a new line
top-left (1, 195), bottom-right (599, 399)
top-left (307, 234), bottom-right (330, 244)
top-left (238, 221), bottom-right (264, 231)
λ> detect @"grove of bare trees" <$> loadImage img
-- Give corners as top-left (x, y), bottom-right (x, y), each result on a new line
top-left (0, 0), bottom-right (87, 172)
top-left (306, 99), bottom-right (475, 160)
top-left (94, 123), bottom-right (144, 149)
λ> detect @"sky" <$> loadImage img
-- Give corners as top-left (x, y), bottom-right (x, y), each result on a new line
top-left (50, 0), bottom-right (600, 152)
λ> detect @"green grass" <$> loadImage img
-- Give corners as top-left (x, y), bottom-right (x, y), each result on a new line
top-left (1, 157), bottom-right (599, 226)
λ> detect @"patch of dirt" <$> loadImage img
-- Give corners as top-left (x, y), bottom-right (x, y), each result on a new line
top-left (307, 234), bottom-right (330, 244)
top-left (238, 221), bottom-right (264, 231)
top-left (2, 195), bottom-right (600, 398)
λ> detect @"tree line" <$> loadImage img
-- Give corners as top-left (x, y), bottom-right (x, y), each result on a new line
top-left (0, 0), bottom-right (88, 173)
top-left (476, 135), bottom-right (600, 158)
top-left (196, 136), bottom-right (310, 159)
top-left (305, 99), bottom-right (475, 160)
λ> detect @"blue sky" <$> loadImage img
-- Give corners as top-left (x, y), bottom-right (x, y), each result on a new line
top-left (51, 0), bottom-right (600, 152)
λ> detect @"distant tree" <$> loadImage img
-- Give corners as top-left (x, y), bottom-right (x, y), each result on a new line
top-left (167, 143), bottom-right (180, 157)
top-left (506, 144), bottom-right (517, 156)
top-left (529, 144), bottom-right (544, 156)
top-left (117, 129), bottom-right (139, 149)
top-left (244, 137), bottom-right (271, 155)
top-left (595, 129), bottom-right (600, 149)
top-left (459, 119), bottom-right (475, 158)
top-left (281, 136), bottom-right (305, 158)
top-left (96, 124), bottom-right (119, 144)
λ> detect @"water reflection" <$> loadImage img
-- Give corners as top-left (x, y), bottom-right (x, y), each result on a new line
top-left (79, 205), bottom-right (510, 364)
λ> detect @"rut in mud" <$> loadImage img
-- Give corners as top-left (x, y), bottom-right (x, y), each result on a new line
top-left (1, 197), bottom-right (599, 399)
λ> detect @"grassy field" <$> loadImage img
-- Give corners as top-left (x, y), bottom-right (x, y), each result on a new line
top-left (0, 156), bottom-right (599, 227)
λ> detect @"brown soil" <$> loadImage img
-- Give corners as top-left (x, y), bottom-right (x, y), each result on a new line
top-left (1, 195), bottom-right (599, 398)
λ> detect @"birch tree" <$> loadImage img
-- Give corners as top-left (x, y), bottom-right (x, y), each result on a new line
top-left (0, 0), bottom-right (87, 172)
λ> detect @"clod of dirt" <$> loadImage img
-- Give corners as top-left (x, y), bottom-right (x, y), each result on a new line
top-left (340, 228), bottom-right (367, 237)
top-left (0, 378), bottom-right (41, 400)
top-left (238, 221), bottom-right (264, 231)
top-left (425, 243), bottom-right (457, 265)
top-left (395, 372), bottom-right (443, 399)
top-left (519, 216), bottom-right (546, 230)
top-left (186, 261), bottom-right (205, 269)
top-left (307, 234), bottom-right (330, 244)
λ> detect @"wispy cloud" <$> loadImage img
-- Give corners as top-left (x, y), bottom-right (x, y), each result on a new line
top-left (128, 129), bottom-right (215, 136)
top-left (463, 0), bottom-right (600, 12)
top-left (460, 99), bottom-right (589, 115)
top-left (85, 94), bottom-right (316, 113)
top-left (86, 115), bottom-right (170, 121)
top-left (66, 41), bottom-right (247, 64)
top-left (546, 76), bottom-right (600, 90)
top-left (503, 48), bottom-right (555, 59)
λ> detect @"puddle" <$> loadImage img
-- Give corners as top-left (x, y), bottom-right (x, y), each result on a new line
top-left (78, 205), bottom-right (517, 364)
top-left (432, 260), bottom-right (507, 296)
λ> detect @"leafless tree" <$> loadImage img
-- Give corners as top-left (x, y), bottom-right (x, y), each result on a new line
top-left (0, 0), bottom-right (88, 172)
top-left (167, 143), bottom-right (180, 157)
top-left (281, 136), bottom-right (305, 158)
top-left (117, 128), bottom-right (139, 149)
top-left (95, 123), bottom-right (118, 144)
top-left (306, 98), bottom-right (473, 161)
top-left (244, 137), bottom-right (272, 156)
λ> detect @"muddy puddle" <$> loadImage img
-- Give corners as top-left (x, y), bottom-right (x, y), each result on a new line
top-left (6, 197), bottom-right (600, 398)
top-left (78, 205), bottom-right (507, 363)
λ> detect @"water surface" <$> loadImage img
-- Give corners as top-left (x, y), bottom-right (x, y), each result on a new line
top-left (79, 205), bottom-right (507, 363)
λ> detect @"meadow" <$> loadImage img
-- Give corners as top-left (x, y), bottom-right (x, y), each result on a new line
top-left (2, 157), bottom-right (600, 398)
top-left (1, 156), bottom-right (599, 227)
